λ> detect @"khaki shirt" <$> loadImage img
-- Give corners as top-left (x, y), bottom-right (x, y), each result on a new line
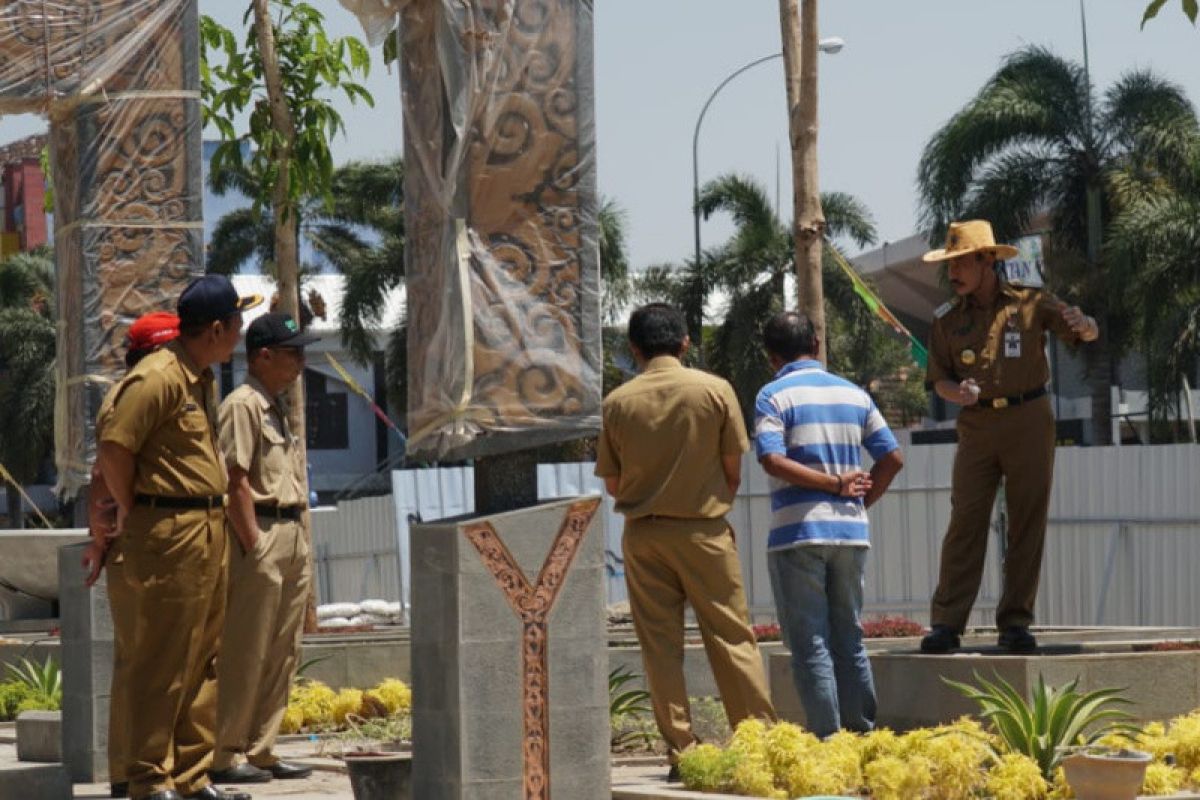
top-left (218, 376), bottom-right (307, 508)
top-left (595, 356), bottom-right (748, 520)
top-left (100, 341), bottom-right (227, 497)
top-left (926, 283), bottom-right (1081, 399)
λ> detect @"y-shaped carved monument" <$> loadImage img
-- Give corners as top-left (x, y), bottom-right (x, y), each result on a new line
top-left (341, 0), bottom-right (609, 797)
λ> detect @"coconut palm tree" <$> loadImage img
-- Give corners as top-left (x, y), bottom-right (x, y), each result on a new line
top-left (1107, 145), bottom-right (1200, 438)
top-left (669, 172), bottom-right (921, 424)
top-left (207, 156), bottom-right (406, 359)
top-left (0, 248), bottom-right (55, 528)
top-left (917, 45), bottom-right (1199, 444)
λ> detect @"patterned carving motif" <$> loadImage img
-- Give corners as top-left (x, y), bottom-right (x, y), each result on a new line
top-left (462, 497), bottom-right (600, 800)
top-left (401, 0), bottom-right (600, 459)
top-left (0, 1), bottom-right (202, 492)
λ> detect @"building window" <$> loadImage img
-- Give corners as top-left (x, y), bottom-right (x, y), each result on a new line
top-left (305, 369), bottom-right (349, 450)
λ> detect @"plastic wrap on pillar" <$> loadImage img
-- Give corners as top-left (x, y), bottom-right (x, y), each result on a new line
top-left (0, 1), bottom-right (203, 496)
top-left (400, 0), bottom-right (601, 460)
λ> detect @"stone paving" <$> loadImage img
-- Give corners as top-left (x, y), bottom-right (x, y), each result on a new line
top-left (0, 731), bottom-right (671, 799)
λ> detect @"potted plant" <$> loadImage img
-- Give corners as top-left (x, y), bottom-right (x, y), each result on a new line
top-left (1059, 746), bottom-right (1152, 800)
top-left (339, 713), bottom-right (412, 800)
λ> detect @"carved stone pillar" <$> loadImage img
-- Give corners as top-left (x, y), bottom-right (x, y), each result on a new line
top-left (399, 0), bottom-right (601, 461)
top-left (0, 1), bottom-right (203, 496)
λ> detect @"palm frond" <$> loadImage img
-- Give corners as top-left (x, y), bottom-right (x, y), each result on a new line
top-left (820, 191), bottom-right (877, 249)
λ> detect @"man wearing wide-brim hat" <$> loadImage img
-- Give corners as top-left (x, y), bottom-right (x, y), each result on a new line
top-left (917, 220), bottom-right (1098, 655)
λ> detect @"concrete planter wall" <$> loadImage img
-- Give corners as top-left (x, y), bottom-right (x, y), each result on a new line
top-left (770, 645), bottom-right (1200, 730)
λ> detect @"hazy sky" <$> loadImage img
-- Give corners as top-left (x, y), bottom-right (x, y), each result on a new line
top-left (3, 1), bottom-right (1198, 268)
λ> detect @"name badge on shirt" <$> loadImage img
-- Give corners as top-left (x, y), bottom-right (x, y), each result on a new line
top-left (1004, 330), bottom-right (1021, 358)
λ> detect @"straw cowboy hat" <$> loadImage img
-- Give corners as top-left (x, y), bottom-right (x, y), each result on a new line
top-left (921, 219), bottom-right (1020, 263)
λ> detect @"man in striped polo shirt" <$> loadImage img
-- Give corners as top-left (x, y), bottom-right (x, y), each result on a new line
top-left (754, 311), bottom-right (904, 737)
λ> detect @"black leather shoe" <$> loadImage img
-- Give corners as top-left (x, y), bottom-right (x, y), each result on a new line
top-left (110, 782), bottom-right (129, 798)
top-left (184, 787), bottom-right (252, 800)
top-left (667, 764), bottom-right (680, 782)
top-left (998, 626), bottom-right (1038, 653)
top-left (919, 625), bottom-right (961, 654)
top-left (142, 792), bottom-right (183, 800)
top-left (263, 761), bottom-right (312, 780)
top-left (207, 763), bottom-right (271, 784)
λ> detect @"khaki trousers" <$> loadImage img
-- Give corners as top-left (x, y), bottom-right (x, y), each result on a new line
top-left (105, 550), bottom-right (135, 785)
top-left (119, 506), bottom-right (229, 799)
top-left (622, 517), bottom-right (775, 760)
top-left (213, 517), bottom-right (311, 770)
top-left (930, 395), bottom-right (1055, 632)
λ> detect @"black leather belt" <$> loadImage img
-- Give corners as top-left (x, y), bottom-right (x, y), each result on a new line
top-left (134, 494), bottom-right (223, 510)
top-left (254, 503), bottom-right (304, 520)
top-left (977, 386), bottom-right (1047, 409)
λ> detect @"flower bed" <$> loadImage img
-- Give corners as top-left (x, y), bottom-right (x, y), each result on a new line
top-left (281, 677), bottom-right (411, 735)
top-left (752, 615), bottom-right (925, 644)
top-left (677, 711), bottom-right (1200, 799)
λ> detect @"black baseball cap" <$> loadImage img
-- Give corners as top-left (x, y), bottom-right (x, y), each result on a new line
top-left (177, 275), bottom-right (263, 325)
top-left (245, 312), bottom-right (320, 352)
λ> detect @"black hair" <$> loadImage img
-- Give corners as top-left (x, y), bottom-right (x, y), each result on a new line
top-left (628, 303), bottom-right (687, 358)
top-left (178, 312), bottom-right (239, 339)
top-left (125, 346), bottom-right (153, 369)
top-left (762, 311), bottom-right (818, 361)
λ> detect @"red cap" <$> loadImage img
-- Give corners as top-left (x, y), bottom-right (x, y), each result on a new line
top-left (127, 312), bottom-right (180, 352)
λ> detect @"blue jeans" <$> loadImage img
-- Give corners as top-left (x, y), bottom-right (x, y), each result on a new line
top-left (767, 545), bottom-right (876, 738)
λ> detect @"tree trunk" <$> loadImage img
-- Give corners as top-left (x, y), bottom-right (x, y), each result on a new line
top-left (1087, 318), bottom-right (1115, 446)
top-left (779, 0), bottom-right (826, 363)
top-left (4, 483), bottom-right (23, 530)
top-left (251, 0), bottom-right (316, 630)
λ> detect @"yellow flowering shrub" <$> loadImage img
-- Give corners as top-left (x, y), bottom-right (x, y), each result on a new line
top-left (368, 679), bottom-right (412, 714)
top-left (985, 753), bottom-right (1047, 800)
top-left (1164, 711), bottom-right (1200, 771)
top-left (288, 679), bottom-right (336, 727)
top-left (331, 688), bottom-right (365, 725)
top-left (864, 754), bottom-right (933, 800)
top-left (278, 704), bottom-right (305, 735)
top-left (725, 720), bottom-right (784, 798)
top-left (761, 721), bottom-right (817, 778)
top-left (919, 724), bottom-right (990, 799)
top-left (858, 727), bottom-right (903, 764)
top-left (677, 743), bottom-right (737, 792)
top-left (1047, 765), bottom-right (1075, 799)
top-left (1142, 761), bottom-right (1186, 795)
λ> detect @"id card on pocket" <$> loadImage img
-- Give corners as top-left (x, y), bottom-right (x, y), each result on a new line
top-left (1004, 330), bottom-right (1021, 358)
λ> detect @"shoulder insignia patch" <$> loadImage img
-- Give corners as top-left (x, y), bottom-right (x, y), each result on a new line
top-left (933, 301), bottom-right (954, 319)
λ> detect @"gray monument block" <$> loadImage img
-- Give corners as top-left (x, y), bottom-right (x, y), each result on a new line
top-left (412, 497), bottom-right (609, 800)
top-left (16, 711), bottom-right (63, 763)
top-left (58, 541), bottom-right (112, 782)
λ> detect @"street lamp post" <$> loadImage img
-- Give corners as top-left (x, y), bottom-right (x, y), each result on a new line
top-left (690, 38), bottom-right (843, 346)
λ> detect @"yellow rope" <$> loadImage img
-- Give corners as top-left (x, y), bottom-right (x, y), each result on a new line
top-left (0, 461), bottom-right (55, 529)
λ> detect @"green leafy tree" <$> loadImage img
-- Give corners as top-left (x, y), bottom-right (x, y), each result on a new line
top-left (1142, 0), bottom-right (1198, 27)
top-left (201, 0), bottom-right (374, 448)
top-left (205, 156), bottom-right (405, 362)
top-left (0, 249), bottom-right (55, 528)
top-left (917, 46), bottom-right (1199, 444)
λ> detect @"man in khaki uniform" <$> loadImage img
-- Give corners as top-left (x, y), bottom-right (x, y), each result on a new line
top-left (918, 221), bottom-right (1099, 655)
top-left (98, 275), bottom-right (260, 800)
top-left (83, 312), bottom-right (181, 800)
top-left (209, 313), bottom-right (316, 784)
top-left (596, 303), bottom-right (775, 778)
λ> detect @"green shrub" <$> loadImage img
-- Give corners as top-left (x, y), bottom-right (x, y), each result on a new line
top-left (0, 680), bottom-right (60, 719)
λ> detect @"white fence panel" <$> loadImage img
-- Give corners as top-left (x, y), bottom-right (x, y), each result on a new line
top-left (311, 444), bottom-right (1200, 627)
top-left (310, 494), bottom-right (400, 604)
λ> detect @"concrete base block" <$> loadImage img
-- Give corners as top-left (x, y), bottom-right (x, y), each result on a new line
top-left (58, 541), bottom-right (111, 782)
top-left (412, 497), bottom-right (609, 800)
top-left (16, 711), bottom-right (62, 763)
top-left (0, 761), bottom-right (72, 800)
